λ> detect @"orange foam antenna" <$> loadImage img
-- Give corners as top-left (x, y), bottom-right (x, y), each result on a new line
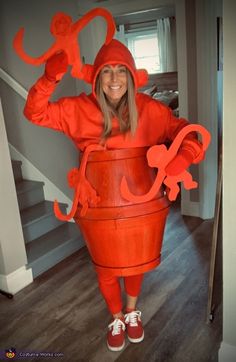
top-left (13, 8), bottom-right (116, 79)
top-left (120, 124), bottom-right (211, 203)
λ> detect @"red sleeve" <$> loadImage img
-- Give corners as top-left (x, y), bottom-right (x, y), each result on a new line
top-left (24, 75), bottom-right (66, 132)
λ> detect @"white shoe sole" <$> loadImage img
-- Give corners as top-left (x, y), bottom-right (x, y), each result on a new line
top-left (107, 341), bottom-right (125, 352)
top-left (127, 331), bottom-right (144, 343)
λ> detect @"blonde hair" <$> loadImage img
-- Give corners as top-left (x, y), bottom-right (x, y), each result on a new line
top-left (95, 68), bottom-right (138, 139)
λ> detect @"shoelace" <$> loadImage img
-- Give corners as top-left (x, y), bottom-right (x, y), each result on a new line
top-left (108, 318), bottom-right (125, 336)
top-left (124, 311), bottom-right (142, 327)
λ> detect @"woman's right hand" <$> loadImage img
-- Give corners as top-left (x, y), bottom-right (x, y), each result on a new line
top-left (45, 51), bottom-right (68, 82)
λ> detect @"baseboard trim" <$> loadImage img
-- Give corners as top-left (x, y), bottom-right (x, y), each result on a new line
top-left (180, 185), bottom-right (200, 217)
top-left (219, 342), bottom-right (236, 362)
top-left (181, 198), bottom-right (213, 220)
top-left (181, 202), bottom-right (200, 217)
top-left (0, 266), bottom-right (33, 295)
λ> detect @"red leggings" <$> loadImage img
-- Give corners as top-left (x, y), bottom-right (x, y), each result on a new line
top-left (97, 273), bottom-right (144, 315)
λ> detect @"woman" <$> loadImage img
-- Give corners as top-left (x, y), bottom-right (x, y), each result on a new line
top-left (24, 39), bottom-right (204, 352)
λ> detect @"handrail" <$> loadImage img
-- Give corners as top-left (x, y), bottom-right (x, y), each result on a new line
top-left (0, 67), bottom-right (28, 100)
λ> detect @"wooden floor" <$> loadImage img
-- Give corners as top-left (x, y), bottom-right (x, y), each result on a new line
top-left (0, 202), bottom-right (222, 362)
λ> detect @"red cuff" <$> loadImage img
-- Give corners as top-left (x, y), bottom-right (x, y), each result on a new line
top-left (34, 75), bottom-right (58, 94)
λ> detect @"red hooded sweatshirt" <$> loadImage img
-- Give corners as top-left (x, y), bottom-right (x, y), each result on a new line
top-left (24, 39), bottom-right (202, 160)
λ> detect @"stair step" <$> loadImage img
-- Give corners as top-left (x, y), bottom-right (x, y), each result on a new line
top-left (21, 200), bottom-right (68, 243)
top-left (16, 180), bottom-right (45, 210)
top-left (12, 159), bottom-right (23, 183)
top-left (26, 223), bottom-right (84, 278)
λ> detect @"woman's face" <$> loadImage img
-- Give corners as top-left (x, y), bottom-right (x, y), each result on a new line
top-left (100, 64), bottom-right (128, 105)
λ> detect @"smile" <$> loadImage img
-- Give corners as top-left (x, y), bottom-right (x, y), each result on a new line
top-left (109, 86), bottom-right (122, 90)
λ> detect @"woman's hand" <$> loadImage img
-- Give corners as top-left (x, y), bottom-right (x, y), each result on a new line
top-left (45, 51), bottom-right (68, 82)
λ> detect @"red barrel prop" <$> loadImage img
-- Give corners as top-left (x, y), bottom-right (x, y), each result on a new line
top-left (74, 147), bottom-right (170, 276)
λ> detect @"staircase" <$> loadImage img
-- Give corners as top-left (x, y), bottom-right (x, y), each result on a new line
top-left (12, 159), bottom-right (85, 278)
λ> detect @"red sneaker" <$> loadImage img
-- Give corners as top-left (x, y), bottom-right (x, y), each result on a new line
top-left (124, 310), bottom-right (144, 343)
top-left (107, 318), bottom-right (126, 352)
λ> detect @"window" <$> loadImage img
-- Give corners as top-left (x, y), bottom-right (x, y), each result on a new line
top-left (126, 31), bottom-right (160, 74)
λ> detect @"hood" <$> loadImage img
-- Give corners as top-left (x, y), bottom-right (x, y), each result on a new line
top-left (82, 39), bottom-right (148, 96)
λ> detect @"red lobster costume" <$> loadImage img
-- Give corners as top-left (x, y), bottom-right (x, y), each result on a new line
top-left (14, 8), bottom-right (210, 278)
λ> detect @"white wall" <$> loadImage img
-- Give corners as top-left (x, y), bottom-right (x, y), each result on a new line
top-left (219, 0), bottom-right (236, 360)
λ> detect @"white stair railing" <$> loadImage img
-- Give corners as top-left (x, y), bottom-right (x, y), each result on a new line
top-left (0, 67), bottom-right (28, 100)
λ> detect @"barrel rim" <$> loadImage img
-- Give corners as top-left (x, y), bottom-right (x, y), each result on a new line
top-left (94, 258), bottom-right (161, 277)
top-left (75, 196), bottom-right (170, 220)
top-left (81, 146), bottom-right (149, 162)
